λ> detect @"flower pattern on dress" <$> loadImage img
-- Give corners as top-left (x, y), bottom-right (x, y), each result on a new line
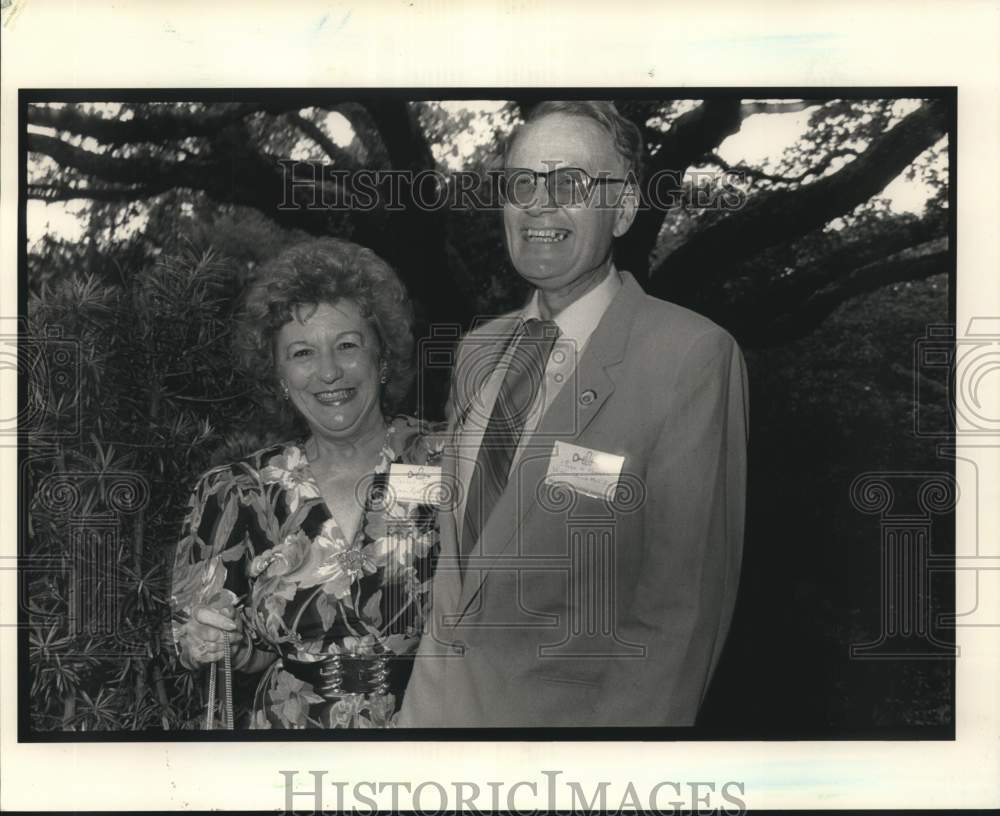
top-left (259, 446), bottom-right (322, 514)
top-left (268, 669), bottom-right (326, 728)
top-left (170, 415), bottom-right (444, 729)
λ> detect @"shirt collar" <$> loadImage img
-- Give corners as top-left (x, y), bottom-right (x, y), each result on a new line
top-left (521, 263), bottom-right (623, 349)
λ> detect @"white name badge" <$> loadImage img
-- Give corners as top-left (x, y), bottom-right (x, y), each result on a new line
top-left (387, 464), bottom-right (444, 506)
top-left (544, 441), bottom-right (625, 500)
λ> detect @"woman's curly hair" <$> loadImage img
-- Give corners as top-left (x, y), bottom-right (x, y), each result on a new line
top-left (235, 237), bottom-right (415, 417)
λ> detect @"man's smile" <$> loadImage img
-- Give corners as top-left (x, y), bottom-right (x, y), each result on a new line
top-left (523, 227), bottom-right (570, 243)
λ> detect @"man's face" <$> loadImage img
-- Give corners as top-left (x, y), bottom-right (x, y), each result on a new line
top-left (503, 113), bottom-right (637, 297)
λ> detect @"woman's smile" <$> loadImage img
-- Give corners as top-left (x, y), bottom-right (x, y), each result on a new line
top-left (313, 387), bottom-right (357, 406)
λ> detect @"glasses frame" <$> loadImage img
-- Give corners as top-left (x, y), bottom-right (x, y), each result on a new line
top-left (500, 166), bottom-right (629, 208)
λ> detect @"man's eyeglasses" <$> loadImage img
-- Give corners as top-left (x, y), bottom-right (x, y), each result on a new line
top-left (500, 167), bottom-right (628, 208)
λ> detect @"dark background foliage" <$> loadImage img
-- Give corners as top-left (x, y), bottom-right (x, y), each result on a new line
top-left (23, 94), bottom-right (953, 733)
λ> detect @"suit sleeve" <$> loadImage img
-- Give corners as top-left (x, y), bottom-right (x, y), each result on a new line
top-left (593, 327), bottom-right (749, 725)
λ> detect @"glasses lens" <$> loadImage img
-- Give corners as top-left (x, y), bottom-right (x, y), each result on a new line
top-left (503, 168), bottom-right (593, 207)
top-left (550, 168), bottom-right (588, 206)
top-left (503, 170), bottom-right (538, 208)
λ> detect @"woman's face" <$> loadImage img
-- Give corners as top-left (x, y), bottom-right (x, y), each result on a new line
top-left (274, 299), bottom-right (385, 442)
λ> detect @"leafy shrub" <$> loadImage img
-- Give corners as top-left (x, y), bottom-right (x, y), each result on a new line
top-left (26, 245), bottom-right (276, 731)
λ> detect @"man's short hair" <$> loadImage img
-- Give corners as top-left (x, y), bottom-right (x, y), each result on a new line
top-left (505, 100), bottom-right (644, 180)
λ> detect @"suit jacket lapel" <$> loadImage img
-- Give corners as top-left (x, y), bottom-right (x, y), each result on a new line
top-left (455, 272), bottom-right (645, 618)
top-left (450, 316), bottom-right (522, 432)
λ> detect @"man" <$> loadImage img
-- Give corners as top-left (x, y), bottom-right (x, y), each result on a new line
top-left (399, 101), bottom-right (748, 727)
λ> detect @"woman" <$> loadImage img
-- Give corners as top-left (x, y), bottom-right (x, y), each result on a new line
top-left (170, 237), bottom-right (442, 729)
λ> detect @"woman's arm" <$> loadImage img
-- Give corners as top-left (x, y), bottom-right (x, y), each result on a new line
top-left (171, 466), bottom-right (255, 669)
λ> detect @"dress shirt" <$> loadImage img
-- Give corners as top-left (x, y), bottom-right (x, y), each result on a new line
top-left (454, 265), bottom-right (623, 532)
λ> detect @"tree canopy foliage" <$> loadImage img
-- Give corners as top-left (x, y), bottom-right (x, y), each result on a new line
top-left (27, 95), bottom-right (950, 346)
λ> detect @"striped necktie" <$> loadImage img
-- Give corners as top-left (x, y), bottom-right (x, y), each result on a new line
top-left (462, 318), bottom-right (560, 558)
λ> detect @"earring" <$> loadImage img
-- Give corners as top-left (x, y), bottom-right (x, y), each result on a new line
top-left (280, 382), bottom-right (290, 400)
top-left (379, 362), bottom-right (389, 385)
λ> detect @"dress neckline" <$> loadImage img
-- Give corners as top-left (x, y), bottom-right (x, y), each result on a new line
top-left (293, 423), bottom-right (396, 546)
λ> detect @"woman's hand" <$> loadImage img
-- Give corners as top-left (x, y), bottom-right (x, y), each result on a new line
top-left (178, 605), bottom-right (245, 667)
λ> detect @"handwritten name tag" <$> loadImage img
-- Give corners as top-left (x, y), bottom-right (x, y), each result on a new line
top-left (544, 441), bottom-right (624, 500)
top-left (387, 464), bottom-right (444, 506)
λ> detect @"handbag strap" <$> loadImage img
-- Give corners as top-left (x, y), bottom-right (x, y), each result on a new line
top-left (204, 632), bottom-right (234, 730)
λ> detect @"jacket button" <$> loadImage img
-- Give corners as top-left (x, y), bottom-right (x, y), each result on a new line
top-left (579, 389), bottom-right (597, 406)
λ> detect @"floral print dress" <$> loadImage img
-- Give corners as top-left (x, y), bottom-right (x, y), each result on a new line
top-left (171, 416), bottom-right (443, 729)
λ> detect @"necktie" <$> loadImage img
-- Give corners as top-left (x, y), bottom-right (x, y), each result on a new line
top-left (462, 318), bottom-right (560, 558)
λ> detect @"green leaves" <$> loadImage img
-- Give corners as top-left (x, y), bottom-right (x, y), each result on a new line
top-left (25, 245), bottom-right (274, 732)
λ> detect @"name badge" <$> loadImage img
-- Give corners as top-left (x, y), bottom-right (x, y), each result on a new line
top-left (387, 464), bottom-right (444, 506)
top-left (544, 441), bottom-right (624, 500)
